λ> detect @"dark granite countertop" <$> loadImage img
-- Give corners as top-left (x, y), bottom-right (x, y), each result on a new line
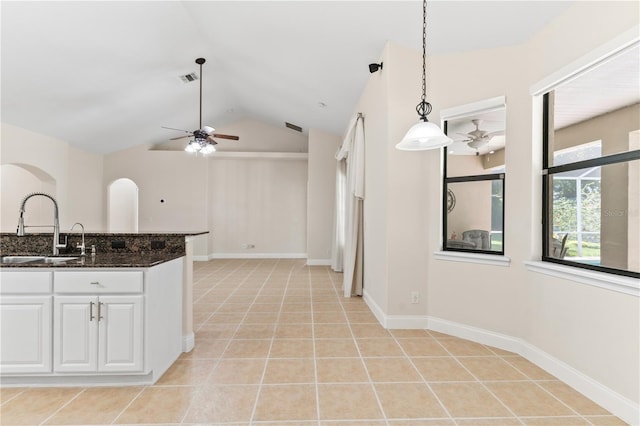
top-left (0, 252), bottom-right (184, 269)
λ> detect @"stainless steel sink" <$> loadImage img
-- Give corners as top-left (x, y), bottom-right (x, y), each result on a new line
top-left (43, 257), bottom-right (79, 263)
top-left (1, 255), bottom-right (79, 264)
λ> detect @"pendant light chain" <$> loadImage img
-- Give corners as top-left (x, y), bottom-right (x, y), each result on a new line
top-left (416, 0), bottom-right (432, 122)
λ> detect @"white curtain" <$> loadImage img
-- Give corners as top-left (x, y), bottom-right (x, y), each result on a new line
top-left (332, 113), bottom-right (365, 297)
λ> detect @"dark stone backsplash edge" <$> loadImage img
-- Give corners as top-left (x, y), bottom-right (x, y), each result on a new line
top-left (0, 232), bottom-right (205, 256)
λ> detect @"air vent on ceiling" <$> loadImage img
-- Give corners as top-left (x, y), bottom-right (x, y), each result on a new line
top-left (285, 122), bottom-right (303, 132)
top-left (179, 72), bottom-right (199, 83)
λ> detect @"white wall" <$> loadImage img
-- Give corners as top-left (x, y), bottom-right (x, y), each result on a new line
top-left (306, 128), bottom-right (341, 264)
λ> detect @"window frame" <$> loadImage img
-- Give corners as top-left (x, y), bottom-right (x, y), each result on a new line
top-left (541, 93), bottom-right (640, 279)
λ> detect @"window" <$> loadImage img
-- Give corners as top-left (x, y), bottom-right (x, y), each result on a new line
top-left (541, 44), bottom-right (640, 278)
top-left (441, 98), bottom-right (506, 255)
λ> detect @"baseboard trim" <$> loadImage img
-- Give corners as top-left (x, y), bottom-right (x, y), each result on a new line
top-left (306, 259), bottom-right (331, 266)
top-left (358, 298), bottom-right (639, 425)
top-left (182, 332), bottom-right (195, 353)
top-left (193, 255), bottom-right (210, 262)
top-left (207, 253), bottom-right (307, 259)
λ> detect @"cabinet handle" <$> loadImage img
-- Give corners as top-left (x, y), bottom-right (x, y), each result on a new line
top-left (89, 301), bottom-right (95, 321)
top-left (98, 302), bottom-right (104, 321)
top-left (90, 281), bottom-right (100, 285)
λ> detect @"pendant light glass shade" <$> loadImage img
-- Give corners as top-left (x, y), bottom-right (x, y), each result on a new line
top-left (396, 0), bottom-right (451, 151)
top-left (396, 121), bottom-right (452, 151)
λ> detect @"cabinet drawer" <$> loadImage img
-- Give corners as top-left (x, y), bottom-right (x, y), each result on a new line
top-left (0, 271), bottom-right (52, 294)
top-left (54, 271), bottom-right (143, 294)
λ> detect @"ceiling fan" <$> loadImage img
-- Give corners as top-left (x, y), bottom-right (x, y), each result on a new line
top-left (455, 119), bottom-right (504, 155)
top-left (163, 58), bottom-right (239, 154)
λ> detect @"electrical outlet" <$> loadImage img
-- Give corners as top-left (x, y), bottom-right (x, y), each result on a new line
top-left (248, 244), bottom-right (255, 249)
top-left (241, 243), bottom-right (248, 249)
top-left (411, 291), bottom-right (420, 304)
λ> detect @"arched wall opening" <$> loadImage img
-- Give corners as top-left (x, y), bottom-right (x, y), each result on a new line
top-left (108, 178), bottom-right (139, 233)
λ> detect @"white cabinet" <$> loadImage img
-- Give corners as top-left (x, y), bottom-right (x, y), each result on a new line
top-left (53, 271), bottom-right (144, 373)
top-left (0, 271), bottom-right (52, 374)
top-left (53, 295), bottom-right (143, 373)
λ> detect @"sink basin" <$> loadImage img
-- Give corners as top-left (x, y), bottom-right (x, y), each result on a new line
top-left (43, 257), bottom-right (79, 263)
top-left (1, 256), bottom-right (46, 264)
top-left (1, 256), bottom-right (79, 264)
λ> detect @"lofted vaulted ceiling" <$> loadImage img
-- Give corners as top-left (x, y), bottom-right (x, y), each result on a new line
top-left (1, 1), bottom-right (574, 154)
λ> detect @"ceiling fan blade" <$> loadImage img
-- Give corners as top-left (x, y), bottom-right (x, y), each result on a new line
top-left (162, 126), bottom-right (192, 134)
top-left (206, 136), bottom-right (219, 145)
top-left (486, 130), bottom-right (505, 138)
top-left (170, 134), bottom-right (191, 141)
top-left (212, 133), bottom-right (239, 140)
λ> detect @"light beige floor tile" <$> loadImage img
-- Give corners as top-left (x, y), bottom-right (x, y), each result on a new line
top-left (182, 385), bottom-right (259, 423)
top-left (313, 302), bottom-right (344, 312)
top-left (521, 416), bottom-right (590, 425)
top-left (217, 302), bottom-right (251, 313)
top-left (503, 356), bottom-right (557, 380)
top-left (316, 357), bottom-right (369, 383)
top-left (457, 356), bottom-right (528, 381)
top-left (233, 323), bottom-right (276, 339)
top-left (44, 387), bottom-right (142, 425)
top-left (350, 323), bottom-right (392, 338)
top-left (278, 311), bottom-right (313, 323)
top-left (196, 322), bottom-right (239, 338)
top-left (389, 329), bottom-right (431, 338)
top-left (364, 357), bottom-right (422, 382)
top-left (318, 384), bottom-right (383, 420)
top-left (321, 421), bottom-right (387, 426)
top-left (412, 357), bottom-right (475, 382)
top-left (375, 383), bottom-right (448, 419)
top-left (397, 338), bottom-right (449, 357)
top-left (437, 338), bottom-right (493, 356)
top-left (357, 338), bottom-right (404, 357)
top-left (0, 387), bottom-right (26, 404)
top-left (155, 358), bottom-right (216, 385)
top-left (0, 388), bottom-right (82, 425)
top-left (314, 311), bottom-right (348, 323)
top-left (208, 358), bottom-right (266, 384)
top-left (281, 303), bottom-right (312, 313)
top-left (539, 381), bottom-right (611, 415)
top-left (263, 358), bottom-right (316, 384)
top-left (346, 311), bottom-right (379, 323)
top-left (431, 382), bottom-right (512, 418)
top-left (115, 386), bottom-right (196, 424)
top-left (223, 339), bottom-right (272, 358)
top-left (253, 384), bottom-right (318, 421)
top-left (389, 420), bottom-right (455, 426)
top-left (314, 323), bottom-right (353, 338)
top-left (243, 311), bottom-right (280, 323)
top-left (250, 303), bottom-right (282, 313)
top-left (455, 418), bottom-right (521, 425)
top-left (269, 338), bottom-right (314, 358)
top-left (254, 295), bottom-right (285, 304)
top-left (206, 312), bottom-right (245, 323)
top-left (486, 381), bottom-right (575, 417)
top-left (180, 337), bottom-right (228, 359)
top-left (315, 338), bottom-right (360, 357)
top-left (585, 415), bottom-right (630, 425)
top-left (275, 323), bottom-right (313, 338)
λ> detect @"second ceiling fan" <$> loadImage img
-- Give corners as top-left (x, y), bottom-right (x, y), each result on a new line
top-left (163, 58), bottom-right (239, 154)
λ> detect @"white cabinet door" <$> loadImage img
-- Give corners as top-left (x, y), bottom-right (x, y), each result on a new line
top-left (98, 295), bottom-right (143, 372)
top-left (53, 296), bottom-right (98, 373)
top-left (0, 296), bottom-right (52, 374)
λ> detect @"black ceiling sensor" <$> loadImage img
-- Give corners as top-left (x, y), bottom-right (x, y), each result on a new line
top-left (368, 62), bottom-right (383, 73)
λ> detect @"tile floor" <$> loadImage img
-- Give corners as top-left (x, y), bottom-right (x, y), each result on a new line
top-left (0, 259), bottom-right (628, 425)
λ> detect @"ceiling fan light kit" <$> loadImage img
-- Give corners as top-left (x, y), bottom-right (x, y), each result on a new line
top-left (163, 57), bottom-right (239, 155)
top-left (396, 0), bottom-right (452, 151)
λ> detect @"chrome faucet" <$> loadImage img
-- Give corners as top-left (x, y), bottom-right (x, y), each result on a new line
top-left (70, 222), bottom-right (86, 256)
top-left (17, 192), bottom-right (67, 255)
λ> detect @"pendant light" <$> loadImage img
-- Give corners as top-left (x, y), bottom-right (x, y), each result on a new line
top-left (395, 0), bottom-right (452, 151)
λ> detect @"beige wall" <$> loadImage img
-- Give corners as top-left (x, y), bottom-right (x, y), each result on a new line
top-left (306, 128), bottom-right (341, 263)
top-left (1, 123), bottom-right (104, 232)
top-left (353, 0), bottom-right (639, 410)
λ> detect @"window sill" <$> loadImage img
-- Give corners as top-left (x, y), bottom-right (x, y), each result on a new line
top-left (434, 251), bottom-right (511, 267)
top-left (524, 261), bottom-right (639, 297)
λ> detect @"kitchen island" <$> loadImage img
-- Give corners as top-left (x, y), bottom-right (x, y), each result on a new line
top-left (0, 232), bottom-right (206, 386)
